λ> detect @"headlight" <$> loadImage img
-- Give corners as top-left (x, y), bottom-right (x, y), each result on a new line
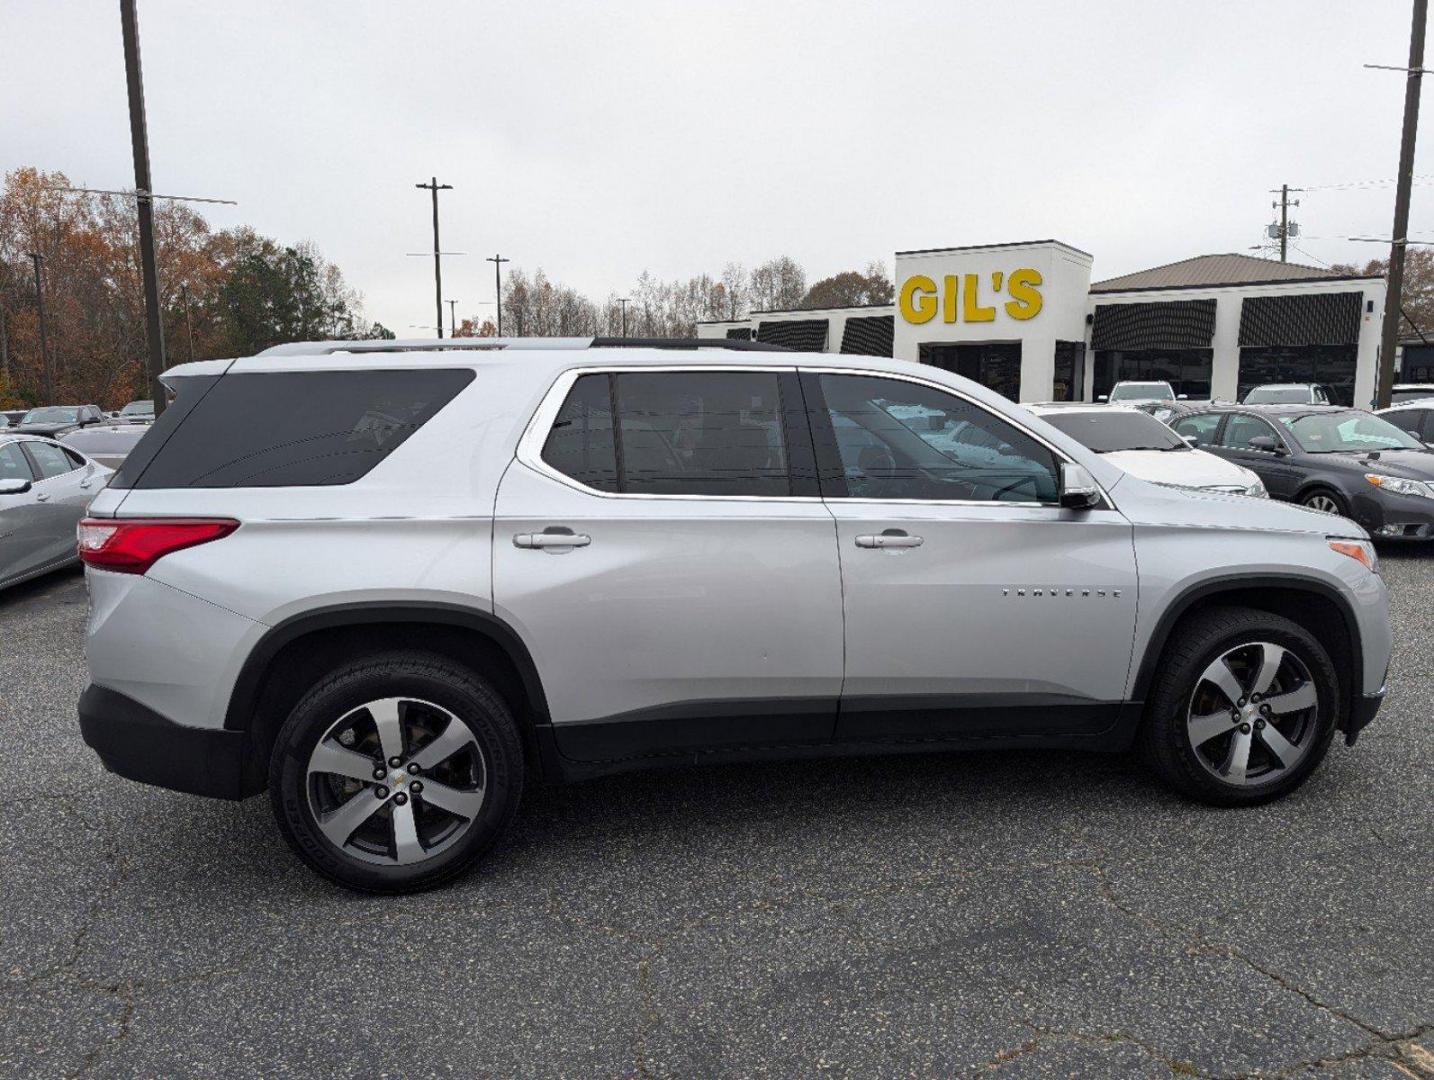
top-left (1243, 477), bottom-right (1268, 498)
top-left (1364, 473), bottom-right (1434, 498)
top-left (1328, 537), bottom-right (1379, 574)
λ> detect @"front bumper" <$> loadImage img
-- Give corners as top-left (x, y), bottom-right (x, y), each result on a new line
top-left (78, 684), bottom-right (258, 800)
top-left (1352, 490), bottom-right (1434, 538)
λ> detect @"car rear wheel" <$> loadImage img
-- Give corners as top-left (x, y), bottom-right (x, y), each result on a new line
top-left (269, 651), bottom-right (523, 893)
top-left (1138, 607), bottom-right (1339, 806)
top-left (1300, 488), bottom-right (1348, 516)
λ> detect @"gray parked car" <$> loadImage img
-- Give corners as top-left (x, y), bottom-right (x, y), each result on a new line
top-left (60, 424), bottom-right (148, 471)
top-left (16, 404), bottom-right (106, 437)
top-left (1, 434), bottom-right (112, 591)
top-left (76, 338), bottom-right (1392, 892)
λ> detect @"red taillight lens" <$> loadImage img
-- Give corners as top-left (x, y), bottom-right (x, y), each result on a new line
top-left (77, 518), bottom-right (239, 575)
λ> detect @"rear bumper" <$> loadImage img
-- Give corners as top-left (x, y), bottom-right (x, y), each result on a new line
top-left (78, 684), bottom-right (258, 800)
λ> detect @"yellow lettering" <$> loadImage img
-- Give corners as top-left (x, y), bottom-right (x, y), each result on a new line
top-left (1005, 268), bottom-right (1043, 320)
top-left (899, 275), bottom-right (937, 324)
top-left (942, 275), bottom-right (958, 323)
top-left (962, 273), bottom-right (996, 322)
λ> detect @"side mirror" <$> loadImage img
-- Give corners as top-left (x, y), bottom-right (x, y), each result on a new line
top-left (1182, 435), bottom-right (1199, 447)
top-left (1409, 430), bottom-right (1423, 441)
top-left (1059, 462), bottom-right (1101, 510)
top-left (1096, 394), bottom-right (1109, 402)
top-left (1247, 435), bottom-right (1280, 453)
top-left (0, 478), bottom-right (32, 495)
top-left (1177, 393), bottom-right (1189, 400)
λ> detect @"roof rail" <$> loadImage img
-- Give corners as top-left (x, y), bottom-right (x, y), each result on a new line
top-left (589, 337), bottom-right (790, 352)
top-left (257, 336), bottom-right (791, 357)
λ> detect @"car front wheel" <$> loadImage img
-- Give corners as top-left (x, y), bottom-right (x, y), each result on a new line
top-left (269, 652), bottom-right (523, 893)
top-left (1139, 607), bottom-right (1339, 806)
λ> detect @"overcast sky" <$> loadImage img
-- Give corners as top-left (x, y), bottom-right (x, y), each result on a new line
top-left (5, 0), bottom-right (1431, 331)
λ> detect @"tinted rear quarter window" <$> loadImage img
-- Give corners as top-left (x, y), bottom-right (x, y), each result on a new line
top-left (112, 368), bottom-right (474, 489)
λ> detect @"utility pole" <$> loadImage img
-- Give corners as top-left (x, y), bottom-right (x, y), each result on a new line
top-left (1269, 184), bottom-right (1303, 261)
top-left (1372, 0), bottom-right (1429, 407)
top-left (487, 254), bottom-right (510, 335)
top-left (120, 0), bottom-right (168, 416)
top-left (447, 299), bottom-right (459, 336)
top-left (617, 297), bottom-right (631, 338)
top-left (180, 283), bottom-right (195, 360)
top-left (415, 177), bottom-right (453, 338)
top-left (0, 299), bottom-right (9, 382)
top-left (28, 253), bottom-right (54, 404)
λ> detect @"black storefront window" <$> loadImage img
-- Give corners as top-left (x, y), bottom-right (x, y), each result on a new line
top-left (1092, 349), bottom-right (1213, 400)
top-left (1237, 345), bottom-right (1357, 406)
top-left (1400, 343), bottom-right (1434, 384)
top-left (1053, 341), bottom-right (1087, 401)
top-left (919, 342), bottom-right (1022, 400)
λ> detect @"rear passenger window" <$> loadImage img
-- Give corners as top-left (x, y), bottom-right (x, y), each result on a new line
top-left (1171, 413), bottom-right (1221, 446)
top-left (25, 441), bottom-right (76, 479)
top-left (112, 369), bottom-right (474, 489)
top-left (617, 372), bottom-right (789, 496)
top-left (541, 374), bottom-right (618, 492)
top-left (539, 371), bottom-right (792, 497)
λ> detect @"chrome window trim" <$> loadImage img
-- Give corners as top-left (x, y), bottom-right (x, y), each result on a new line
top-left (514, 364), bottom-right (823, 504)
top-left (515, 362), bottom-right (1115, 510)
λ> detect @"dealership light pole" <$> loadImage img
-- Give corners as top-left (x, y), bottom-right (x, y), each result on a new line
top-left (28, 253), bottom-right (55, 404)
top-left (415, 177), bottom-right (453, 338)
top-left (1370, 0), bottom-right (1429, 407)
top-left (447, 299), bottom-right (459, 336)
top-left (616, 297), bottom-right (631, 338)
top-left (487, 254), bottom-right (510, 335)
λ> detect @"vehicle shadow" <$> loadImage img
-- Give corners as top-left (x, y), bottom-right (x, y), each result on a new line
top-left (0, 563), bottom-right (85, 614)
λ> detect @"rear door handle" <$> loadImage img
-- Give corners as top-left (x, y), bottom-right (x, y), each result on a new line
top-left (34, 492), bottom-right (51, 503)
top-left (855, 531), bottom-right (923, 549)
top-left (514, 530), bottom-right (591, 549)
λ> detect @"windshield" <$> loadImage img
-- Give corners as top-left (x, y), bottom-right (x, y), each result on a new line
top-left (21, 407), bottom-right (79, 424)
top-left (120, 401), bottom-right (154, 415)
top-left (1244, 386), bottom-right (1309, 404)
top-left (1041, 410), bottom-right (1187, 453)
top-left (1280, 412), bottom-right (1425, 453)
top-left (1110, 382), bottom-right (1174, 402)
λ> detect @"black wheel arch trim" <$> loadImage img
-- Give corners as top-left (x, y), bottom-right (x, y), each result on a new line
top-left (225, 600), bottom-right (553, 732)
top-left (1130, 573), bottom-right (1364, 731)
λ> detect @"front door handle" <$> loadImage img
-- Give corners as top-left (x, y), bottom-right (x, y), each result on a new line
top-left (34, 492), bottom-right (50, 503)
top-left (514, 530), bottom-right (591, 549)
top-left (855, 531), bottom-right (923, 549)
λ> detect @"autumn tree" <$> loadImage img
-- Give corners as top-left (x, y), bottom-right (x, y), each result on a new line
top-left (1331, 253), bottom-right (1434, 338)
top-left (800, 261), bottom-right (895, 309)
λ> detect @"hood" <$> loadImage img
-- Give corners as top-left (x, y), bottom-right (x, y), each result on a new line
top-left (1322, 447), bottom-right (1434, 479)
top-left (1100, 447), bottom-right (1255, 490)
top-left (15, 422), bottom-right (74, 435)
top-left (1109, 471), bottom-right (1366, 538)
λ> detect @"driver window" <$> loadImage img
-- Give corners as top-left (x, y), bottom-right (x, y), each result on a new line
top-left (817, 373), bottom-right (1058, 503)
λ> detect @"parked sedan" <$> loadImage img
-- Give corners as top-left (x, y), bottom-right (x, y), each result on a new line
top-left (117, 399), bottom-right (155, 424)
top-left (1028, 405), bottom-right (1267, 497)
top-left (1375, 399), bottom-right (1434, 448)
top-left (15, 404), bottom-right (106, 437)
top-left (1243, 383), bottom-right (1336, 405)
top-left (1168, 403), bottom-right (1434, 538)
top-left (1, 434), bottom-right (113, 590)
top-left (60, 424), bottom-right (148, 470)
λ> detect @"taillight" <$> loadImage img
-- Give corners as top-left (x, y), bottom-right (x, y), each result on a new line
top-left (77, 518), bottom-right (239, 575)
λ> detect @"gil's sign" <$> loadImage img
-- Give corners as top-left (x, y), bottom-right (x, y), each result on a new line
top-left (898, 269), bottom-right (1043, 324)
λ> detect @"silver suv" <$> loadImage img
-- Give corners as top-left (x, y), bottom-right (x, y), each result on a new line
top-left (77, 339), bottom-right (1393, 892)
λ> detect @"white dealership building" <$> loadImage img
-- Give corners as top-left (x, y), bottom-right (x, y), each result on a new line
top-left (697, 241), bottom-right (1386, 407)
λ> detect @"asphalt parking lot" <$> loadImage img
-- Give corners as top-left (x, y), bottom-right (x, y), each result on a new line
top-left (2, 558), bottom-right (1431, 1080)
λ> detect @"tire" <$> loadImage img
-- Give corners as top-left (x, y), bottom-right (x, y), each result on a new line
top-left (1137, 607), bottom-right (1339, 806)
top-left (268, 651), bottom-right (524, 893)
top-left (1300, 487), bottom-right (1349, 517)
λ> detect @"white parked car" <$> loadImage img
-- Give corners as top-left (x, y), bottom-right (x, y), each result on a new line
top-left (1102, 380), bottom-right (1183, 405)
top-left (1028, 405), bottom-right (1267, 497)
